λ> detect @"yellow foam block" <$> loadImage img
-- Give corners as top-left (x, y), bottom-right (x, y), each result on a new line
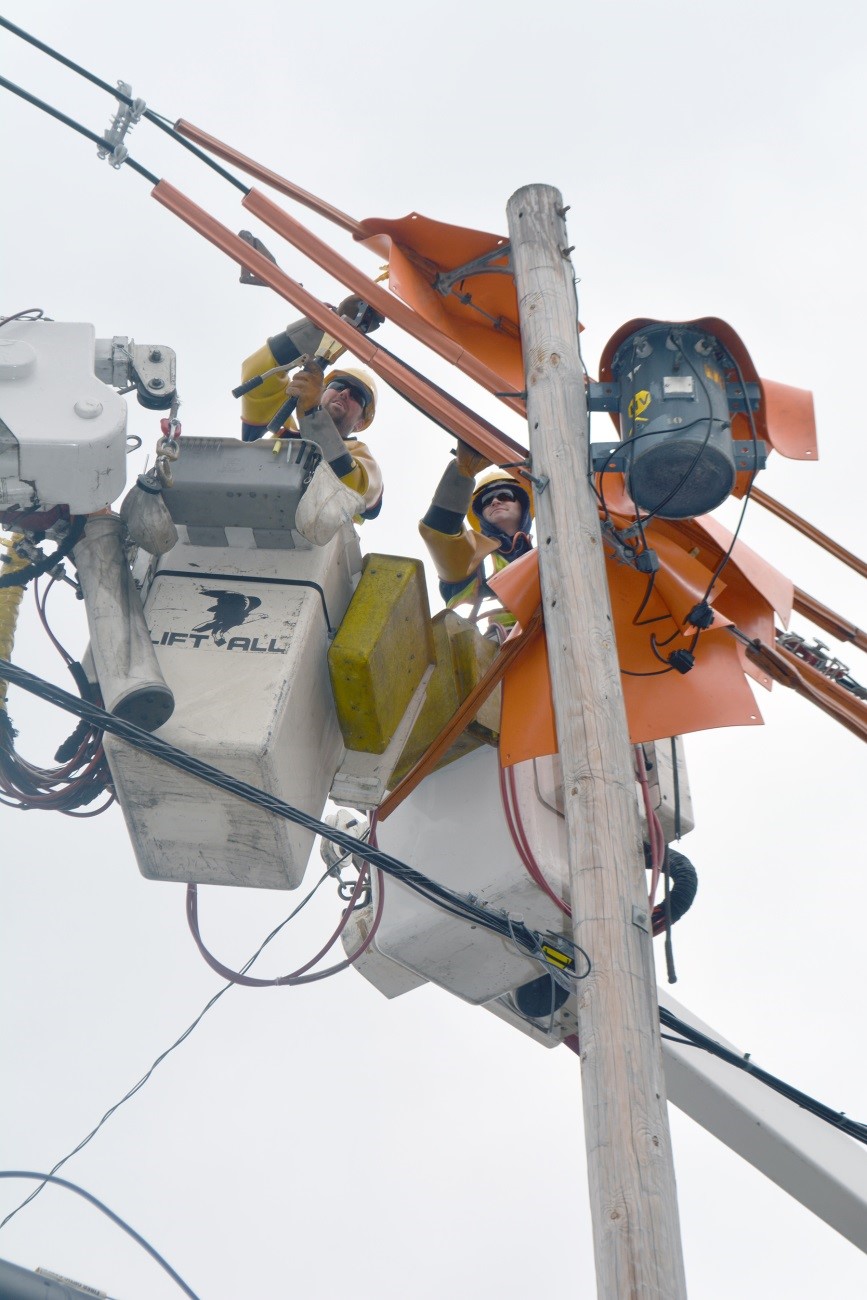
top-left (390, 611), bottom-right (500, 785)
top-left (328, 554), bottom-right (434, 754)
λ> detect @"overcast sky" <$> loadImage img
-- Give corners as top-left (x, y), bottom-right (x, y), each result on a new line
top-left (1, 2), bottom-right (866, 1297)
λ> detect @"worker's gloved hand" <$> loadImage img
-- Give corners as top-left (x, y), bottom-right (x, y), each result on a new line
top-left (283, 359), bottom-right (324, 415)
top-left (431, 459), bottom-right (475, 515)
top-left (455, 438), bottom-right (492, 478)
top-left (335, 295), bottom-right (385, 334)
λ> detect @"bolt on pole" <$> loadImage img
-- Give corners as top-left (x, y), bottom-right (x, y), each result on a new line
top-left (506, 184), bottom-right (688, 1299)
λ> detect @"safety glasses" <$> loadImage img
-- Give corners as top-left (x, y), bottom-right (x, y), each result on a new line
top-left (477, 487), bottom-right (517, 510)
top-left (326, 379), bottom-right (370, 410)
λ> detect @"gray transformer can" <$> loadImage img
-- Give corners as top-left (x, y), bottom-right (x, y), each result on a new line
top-left (610, 324), bottom-right (737, 519)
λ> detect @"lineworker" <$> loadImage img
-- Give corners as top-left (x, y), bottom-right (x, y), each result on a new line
top-left (419, 441), bottom-right (533, 634)
top-left (240, 299), bottom-right (383, 521)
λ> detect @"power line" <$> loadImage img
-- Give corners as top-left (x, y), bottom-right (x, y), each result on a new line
top-left (0, 869), bottom-right (335, 1230)
top-left (659, 1006), bottom-right (867, 1146)
top-left (0, 16), bottom-right (248, 193)
top-left (0, 656), bottom-right (568, 972)
top-left (0, 1172), bottom-right (201, 1299)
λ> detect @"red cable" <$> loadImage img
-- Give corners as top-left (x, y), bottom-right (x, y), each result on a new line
top-left (498, 759), bottom-right (571, 916)
top-left (634, 745), bottom-right (665, 909)
top-left (186, 826), bottom-right (386, 986)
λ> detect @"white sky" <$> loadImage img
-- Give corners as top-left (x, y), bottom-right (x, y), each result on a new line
top-left (1, 2), bottom-right (866, 1296)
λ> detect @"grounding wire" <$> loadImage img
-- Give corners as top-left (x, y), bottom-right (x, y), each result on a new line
top-left (0, 1172), bottom-right (200, 1299)
top-left (0, 16), bottom-right (249, 194)
top-left (0, 868), bottom-right (336, 1231)
top-left (0, 657), bottom-right (554, 961)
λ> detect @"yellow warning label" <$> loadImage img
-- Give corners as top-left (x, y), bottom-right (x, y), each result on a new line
top-left (627, 389), bottom-right (651, 422)
top-left (541, 943), bottom-right (573, 970)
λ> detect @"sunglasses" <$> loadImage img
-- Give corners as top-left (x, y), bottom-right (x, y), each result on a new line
top-left (326, 379), bottom-right (370, 410)
top-left (478, 487), bottom-right (517, 509)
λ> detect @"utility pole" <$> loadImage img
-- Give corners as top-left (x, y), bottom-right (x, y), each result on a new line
top-left (506, 185), bottom-right (688, 1298)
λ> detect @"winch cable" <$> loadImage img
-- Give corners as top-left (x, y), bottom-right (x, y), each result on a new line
top-left (0, 655), bottom-right (580, 974)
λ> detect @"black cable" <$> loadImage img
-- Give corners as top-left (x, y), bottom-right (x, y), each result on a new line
top-left (658, 1007), bottom-right (867, 1146)
top-left (0, 16), bottom-right (249, 194)
top-left (620, 664), bottom-right (675, 678)
top-left (0, 869), bottom-right (334, 1231)
top-left (670, 736), bottom-right (682, 840)
top-left (0, 1172), bottom-right (200, 1299)
top-left (630, 335), bottom-right (725, 528)
top-left (697, 350), bottom-right (762, 600)
top-left (0, 517), bottom-right (86, 590)
top-left (0, 657), bottom-right (558, 964)
top-left (0, 308), bottom-right (45, 330)
top-left (0, 74), bottom-right (159, 184)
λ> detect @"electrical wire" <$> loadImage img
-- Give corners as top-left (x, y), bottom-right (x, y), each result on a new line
top-left (634, 745), bottom-right (664, 907)
top-left (0, 566), bottom-right (113, 815)
top-left (658, 1006), bottom-right (867, 1146)
top-left (0, 656), bottom-right (561, 966)
top-left (186, 863), bottom-right (386, 986)
top-left (0, 308), bottom-right (45, 329)
top-left (0, 1172), bottom-right (201, 1298)
top-left (0, 516), bottom-right (86, 590)
top-left (0, 867), bottom-right (336, 1232)
top-left (0, 16), bottom-right (249, 194)
top-left (499, 760), bottom-right (570, 917)
top-left (0, 74), bottom-right (159, 185)
top-left (696, 349), bottom-right (762, 601)
top-left (0, 33), bottom-right (528, 473)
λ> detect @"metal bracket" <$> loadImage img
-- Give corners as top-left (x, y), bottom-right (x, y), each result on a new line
top-left (732, 440), bottom-right (768, 470)
top-left (632, 904), bottom-right (650, 933)
top-left (434, 244), bottom-right (512, 296)
top-left (587, 381), bottom-right (619, 412)
top-left (725, 381), bottom-right (761, 411)
top-left (591, 439), bottom-right (767, 475)
top-left (97, 81), bottom-right (146, 170)
top-left (591, 442), bottom-right (626, 473)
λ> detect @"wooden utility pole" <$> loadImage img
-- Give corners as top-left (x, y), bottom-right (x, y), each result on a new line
top-left (506, 185), bottom-right (688, 1298)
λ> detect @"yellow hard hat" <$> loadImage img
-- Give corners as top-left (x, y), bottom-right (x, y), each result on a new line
top-left (468, 467), bottom-right (533, 532)
top-left (324, 368), bottom-right (377, 432)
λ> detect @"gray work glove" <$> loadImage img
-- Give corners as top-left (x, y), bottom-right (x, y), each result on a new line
top-left (431, 459), bottom-right (475, 514)
top-left (299, 406), bottom-right (351, 467)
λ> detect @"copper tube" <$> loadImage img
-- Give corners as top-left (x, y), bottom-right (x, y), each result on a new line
top-left (174, 119), bottom-right (365, 238)
top-left (151, 181), bottom-right (525, 467)
top-left (745, 638), bottom-right (867, 743)
top-left (242, 188), bottom-right (526, 417)
top-left (752, 486), bottom-right (867, 580)
top-left (793, 587), bottom-right (867, 654)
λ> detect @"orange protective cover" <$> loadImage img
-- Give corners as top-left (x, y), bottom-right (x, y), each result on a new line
top-left (490, 511), bottom-right (794, 766)
top-left (357, 213), bottom-right (524, 392)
